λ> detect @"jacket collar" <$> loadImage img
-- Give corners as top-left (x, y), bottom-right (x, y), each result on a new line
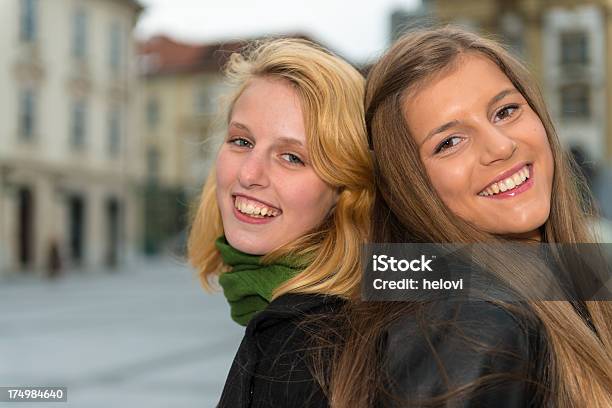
top-left (247, 293), bottom-right (345, 333)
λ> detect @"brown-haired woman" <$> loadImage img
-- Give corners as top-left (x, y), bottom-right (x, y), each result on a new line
top-left (329, 27), bottom-right (611, 407)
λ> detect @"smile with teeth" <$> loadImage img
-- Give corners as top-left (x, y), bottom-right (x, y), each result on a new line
top-left (234, 195), bottom-right (280, 218)
top-left (479, 165), bottom-right (531, 197)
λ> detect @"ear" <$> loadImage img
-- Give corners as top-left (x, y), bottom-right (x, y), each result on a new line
top-left (326, 187), bottom-right (342, 217)
top-left (333, 186), bottom-right (341, 204)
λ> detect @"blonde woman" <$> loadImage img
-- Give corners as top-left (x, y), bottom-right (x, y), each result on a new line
top-left (187, 38), bottom-right (372, 407)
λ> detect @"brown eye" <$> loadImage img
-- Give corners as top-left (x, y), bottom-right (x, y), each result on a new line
top-left (494, 104), bottom-right (519, 122)
top-left (434, 136), bottom-right (462, 154)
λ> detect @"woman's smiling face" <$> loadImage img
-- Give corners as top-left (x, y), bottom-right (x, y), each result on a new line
top-left (215, 77), bottom-right (338, 255)
top-left (404, 54), bottom-right (554, 239)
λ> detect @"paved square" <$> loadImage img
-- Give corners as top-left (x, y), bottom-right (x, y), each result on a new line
top-left (0, 258), bottom-right (243, 407)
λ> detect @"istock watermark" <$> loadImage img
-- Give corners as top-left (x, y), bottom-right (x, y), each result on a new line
top-left (362, 243), bottom-right (611, 302)
top-left (372, 254), bottom-right (434, 272)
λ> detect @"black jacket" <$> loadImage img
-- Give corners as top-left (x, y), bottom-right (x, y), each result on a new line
top-left (217, 293), bottom-right (345, 408)
top-left (218, 295), bottom-right (547, 408)
top-left (379, 301), bottom-right (548, 407)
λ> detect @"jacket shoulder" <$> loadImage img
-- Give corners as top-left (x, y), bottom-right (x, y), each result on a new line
top-left (382, 301), bottom-right (546, 407)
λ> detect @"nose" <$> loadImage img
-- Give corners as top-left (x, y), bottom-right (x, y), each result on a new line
top-left (478, 123), bottom-right (517, 165)
top-left (237, 150), bottom-right (269, 189)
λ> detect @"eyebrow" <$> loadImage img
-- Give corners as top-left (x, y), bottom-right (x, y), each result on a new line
top-left (228, 122), bottom-right (304, 147)
top-left (421, 88), bottom-right (520, 146)
top-left (275, 137), bottom-right (304, 148)
top-left (228, 121), bottom-right (251, 132)
top-left (487, 88), bottom-right (519, 111)
top-left (422, 120), bottom-right (461, 146)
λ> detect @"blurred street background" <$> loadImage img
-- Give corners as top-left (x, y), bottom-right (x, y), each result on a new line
top-left (1, 0), bottom-right (612, 406)
top-left (0, 257), bottom-right (242, 407)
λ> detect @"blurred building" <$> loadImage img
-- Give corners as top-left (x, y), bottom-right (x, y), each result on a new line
top-left (137, 36), bottom-right (240, 254)
top-left (391, 0), bottom-right (612, 166)
top-left (0, 0), bottom-right (143, 277)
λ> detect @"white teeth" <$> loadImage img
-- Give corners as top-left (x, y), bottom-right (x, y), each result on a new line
top-left (479, 165), bottom-right (531, 197)
top-left (233, 196), bottom-right (279, 217)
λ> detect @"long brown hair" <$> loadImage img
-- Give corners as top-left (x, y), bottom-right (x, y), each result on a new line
top-left (330, 27), bottom-right (612, 407)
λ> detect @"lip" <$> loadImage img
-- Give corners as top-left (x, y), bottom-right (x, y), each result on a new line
top-left (232, 193), bottom-right (281, 212)
top-left (480, 164), bottom-right (535, 200)
top-left (479, 162), bottom-right (530, 193)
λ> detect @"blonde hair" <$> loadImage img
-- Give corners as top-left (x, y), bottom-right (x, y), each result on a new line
top-left (187, 38), bottom-right (373, 299)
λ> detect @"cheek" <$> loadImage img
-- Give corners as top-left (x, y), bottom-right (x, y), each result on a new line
top-left (426, 159), bottom-right (473, 204)
top-left (525, 120), bottom-right (554, 188)
top-left (215, 149), bottom-right (238, 191)
top-left (540, 135), bottom-right (554, 181)
top-left (279, 175), bottom-right (335, 219)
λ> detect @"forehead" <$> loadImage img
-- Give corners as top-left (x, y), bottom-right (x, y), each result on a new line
top-left (230, 77), bottom-right (305, 140)
top-left (404, 54), bottom-right (514, 130)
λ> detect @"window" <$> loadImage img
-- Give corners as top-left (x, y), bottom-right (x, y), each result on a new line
top-left (560, 31), bottom-right (588, 66)
top-left (195, 88), bottom-right (210, 115)
top-left (146, 146), bottom-right (160, 183)
top-left (500, 12), bottom-right (524, 57)
top-left (19, 0), bottom-right (37, 43)
top-left (146, 98), bottom-right (159, 129)
top-left (195, 83), bottom-right (225, 115)
top-left (72, 9), bottom-right (87, 59)
top-left (561, 84), bottom-right (590, 119)
top-left (71, 101), bottom-right (87, 149)
top-left (109, 22), bottom-right (122, 72)
top-left (194, 86), bottom-right (220, 115)
top-left (108, 108), bottom-right (121, 157)
top-left (18, 89), bottom-right (36, 140)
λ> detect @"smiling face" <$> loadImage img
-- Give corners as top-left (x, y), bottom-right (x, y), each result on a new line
top-left (403, 54), bottom-right (554, 239)
top-left (216, 77), bottom-right (338, 255)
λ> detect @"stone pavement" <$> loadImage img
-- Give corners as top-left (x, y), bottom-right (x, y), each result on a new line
top-left (0, 257), bottom-right (243, 407)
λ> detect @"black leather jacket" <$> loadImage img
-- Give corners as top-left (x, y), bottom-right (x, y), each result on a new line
top-left (379, 301), bottom-right (548, 407)
top-left (217, 294), bottom-right (548, 407)
top-left (217, 293), bottom-right (344, 408)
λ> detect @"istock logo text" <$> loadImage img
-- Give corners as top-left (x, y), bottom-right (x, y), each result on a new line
top-left (372, 255), bottom-right (434, 272)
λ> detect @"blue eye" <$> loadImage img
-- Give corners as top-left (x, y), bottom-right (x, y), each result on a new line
top-left (280, 153), bottom-right (304, 165)
top-left (494, 104), bottom-right (519, 122)
top-left (228, 138), bottom-right (252, 148)
top-left (434, 136), bottom-right (462, 154)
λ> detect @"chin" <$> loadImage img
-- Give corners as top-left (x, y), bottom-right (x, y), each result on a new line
top-left (225, 231), bottom-right (269, 255)
top-left (484, 206), bottom-right (550, 235)
top-left (489, 221), bottom-right (547, 238)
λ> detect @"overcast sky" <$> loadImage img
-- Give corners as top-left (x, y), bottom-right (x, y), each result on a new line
top-left (135, 0), bottom-right (420, 64)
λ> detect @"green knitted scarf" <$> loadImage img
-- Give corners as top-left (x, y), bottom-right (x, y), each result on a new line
top-left (215, 236), bottom-right (308, 326)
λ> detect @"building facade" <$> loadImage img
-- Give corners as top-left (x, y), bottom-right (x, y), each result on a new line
top-left (391, 0), bottom-right (612, 165)
top-left (0, 0), bottom-right (143, 277)
top-left (137, 36), bottom-right (239, 253)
